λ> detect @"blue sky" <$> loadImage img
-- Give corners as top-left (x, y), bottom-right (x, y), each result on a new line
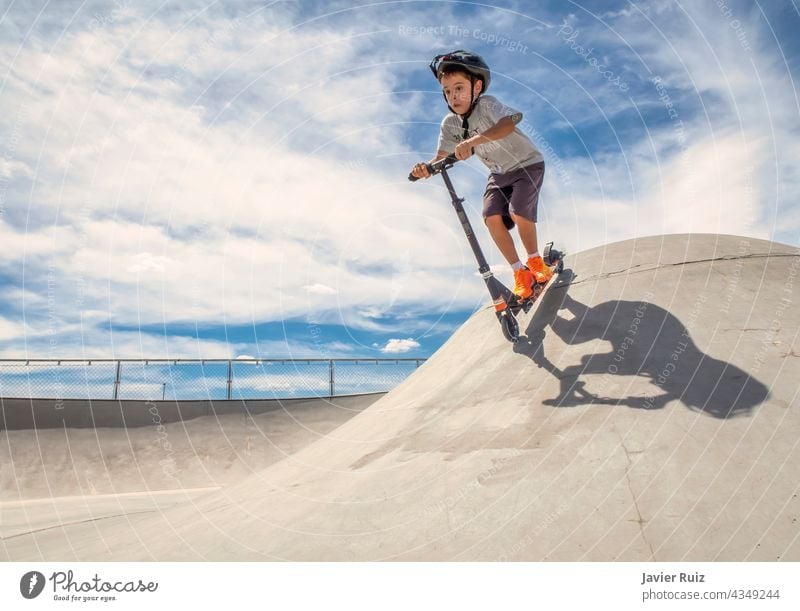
top-left (1, 0), bottom-right (798, 361)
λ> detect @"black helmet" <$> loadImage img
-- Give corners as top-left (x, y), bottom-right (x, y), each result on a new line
top-left (430, 50), bottom-right (491, 92)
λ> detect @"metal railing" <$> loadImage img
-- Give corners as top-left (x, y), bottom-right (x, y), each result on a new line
top-left (0, 358), bottom-right (426, 401)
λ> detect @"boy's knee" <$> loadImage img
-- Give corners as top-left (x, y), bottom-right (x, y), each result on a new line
top-left (512, 213), bottom-right (535, 226)
top-left (485, 214), bottom-right (505, 227)
top-left (485, 214), bottom-right (515, 231)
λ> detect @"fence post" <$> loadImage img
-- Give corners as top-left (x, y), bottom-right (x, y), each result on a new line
top-left (113, 361), bottom-right (121, 400)
top-left (226, 360), bottom-right (233, 400)
top-left (329, 360), bottom-right (335, 397)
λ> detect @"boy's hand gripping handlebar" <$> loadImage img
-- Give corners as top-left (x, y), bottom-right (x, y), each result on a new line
top-left (407, 155), bottom-right (459, 182)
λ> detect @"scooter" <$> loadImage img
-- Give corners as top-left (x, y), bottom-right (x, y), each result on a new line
top-left (408, 155), bottom-right (563, 343)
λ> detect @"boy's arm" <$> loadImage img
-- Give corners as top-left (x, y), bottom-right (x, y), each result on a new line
top-left (454, 115), bottom-right (519, 160)
top-left (430, 150), bottom-right (450, 164)
top-left (468, 115), bottom-right (518, 146)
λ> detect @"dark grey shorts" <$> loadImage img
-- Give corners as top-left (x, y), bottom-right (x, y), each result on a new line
top-left (482, 161), bottom-right (545, 229)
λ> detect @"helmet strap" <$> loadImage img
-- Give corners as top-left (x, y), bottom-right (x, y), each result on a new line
top-left (461, 75), bottom-right (479, 139)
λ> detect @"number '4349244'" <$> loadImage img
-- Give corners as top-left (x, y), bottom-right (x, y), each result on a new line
top-left (731, 590), bottom-right (780, 599)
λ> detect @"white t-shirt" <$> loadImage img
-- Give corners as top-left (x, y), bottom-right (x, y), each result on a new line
top-left (436, 95), bottom-right (543, 174)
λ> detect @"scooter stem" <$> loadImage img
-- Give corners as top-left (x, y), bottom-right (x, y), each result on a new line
top-left (438, 166), bottom-right (492, 276)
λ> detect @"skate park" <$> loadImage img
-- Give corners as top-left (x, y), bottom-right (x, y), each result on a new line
top-left (2, 233), bottom-right (798, 561)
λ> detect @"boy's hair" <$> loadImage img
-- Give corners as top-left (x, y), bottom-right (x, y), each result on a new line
top-left (437, 64), bottom-right (484, 88)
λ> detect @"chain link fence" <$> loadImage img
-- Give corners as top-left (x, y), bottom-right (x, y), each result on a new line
top-left (0, 359), bottom-right (426, 401)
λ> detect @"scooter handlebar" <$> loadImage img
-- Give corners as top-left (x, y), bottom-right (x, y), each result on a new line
top-left (407, 155), bottom-right (459, 182)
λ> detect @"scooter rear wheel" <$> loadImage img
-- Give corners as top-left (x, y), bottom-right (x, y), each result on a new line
top-left (498, 310), bottom-right (520, 343)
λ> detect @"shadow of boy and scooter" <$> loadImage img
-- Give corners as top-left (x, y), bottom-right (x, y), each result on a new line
top-left (514, 270), bottom-right (769, 419)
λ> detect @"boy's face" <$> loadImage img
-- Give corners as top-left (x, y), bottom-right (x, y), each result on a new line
top-left (440, 71), bottom-right (482, 115)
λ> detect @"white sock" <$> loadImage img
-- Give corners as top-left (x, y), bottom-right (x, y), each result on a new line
top-left (511, 261), bottom-right (525, 271)
top-left (527, 251), bottom-right (540, 260)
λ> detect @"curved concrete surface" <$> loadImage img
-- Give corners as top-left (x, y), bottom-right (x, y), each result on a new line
top-left (1, 394), bottom-right (387, 430)
top-left (2, 234), bottom-right (798, 561)
top-left (1, 394), bottom-right (380, 538)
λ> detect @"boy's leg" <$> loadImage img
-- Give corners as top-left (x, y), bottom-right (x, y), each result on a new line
top-left (485, 215), bottom-right (522, 265)
top-left (514, 213), bottom-right (552, 283)
top-left (508, 162), bottom-right (552, 283)
top-left (513, 214), bottom-right (552, 283)
top-left (511, 213), bottom-right (539, 256)
top-left (485, 215), bottom-right (534, 299)
top-left (483, 177), bottom-right (535, 299)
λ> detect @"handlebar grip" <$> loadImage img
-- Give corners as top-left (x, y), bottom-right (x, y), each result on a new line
top-left (408, 162), bottom-right (433, 182)
top-left (408, 156), bottom-right (459, 182)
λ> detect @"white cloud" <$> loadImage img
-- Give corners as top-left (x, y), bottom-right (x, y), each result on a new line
top-left (526, 0), bottom-right (798, 254)
top-left (0, 317), bottom-right (27, 341)
top-left (380, 338), bottom-right (421, 354)
top-left (0, 328), bottom-right (231, 361)
top-left (541, 128), bottom-right (771, 254)
top-left (0, 157), bottom-right (33, 179)
top-left (0, 5), bottom-right (493, 358)
top-left (304, 284), bottom-right (338, 295)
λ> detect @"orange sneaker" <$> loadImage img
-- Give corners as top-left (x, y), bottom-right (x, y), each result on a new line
top-left (513, 267), bottom-right (534, 300)
top-left (527, 256), bottom-right (553, 284)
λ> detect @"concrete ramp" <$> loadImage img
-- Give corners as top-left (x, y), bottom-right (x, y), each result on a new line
top-left (3, 234), bottom-right (798, 561)
top-left (1, 394), bottom-right (380, 540)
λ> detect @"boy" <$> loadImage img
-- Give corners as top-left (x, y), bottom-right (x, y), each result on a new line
top-left (410, 50), bottom-right (551, 300)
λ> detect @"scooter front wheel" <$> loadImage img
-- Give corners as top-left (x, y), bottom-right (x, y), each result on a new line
top-left (497, 310), bottom-right (520, 343)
